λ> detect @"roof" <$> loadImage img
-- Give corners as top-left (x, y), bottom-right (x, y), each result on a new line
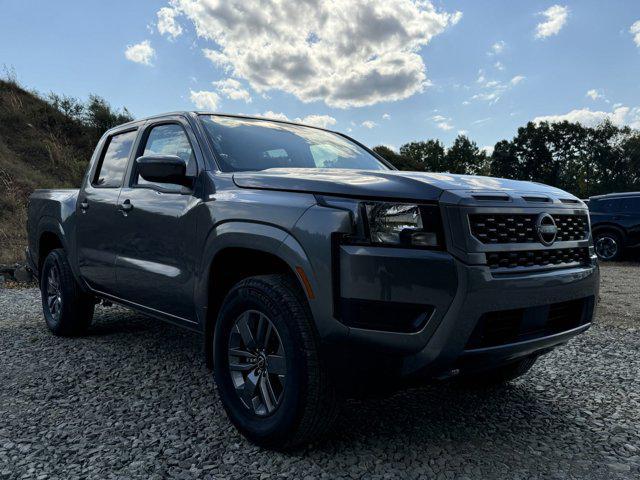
top-left (589, 191), bottom-right (640, 200)
top-left (109, 111), bottom-right (337, 134)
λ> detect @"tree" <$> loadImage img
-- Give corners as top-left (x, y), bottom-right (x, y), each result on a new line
top-left (84, 95), bottom-right (132, 143)
top-left (490, 140), bottom-right (518, 179)
top-left (445, 135), bottom-right (488, 175)
top-left (399, 140), bottom-right (446, 172)
top-left (372, 145), bottom-right (419, 171)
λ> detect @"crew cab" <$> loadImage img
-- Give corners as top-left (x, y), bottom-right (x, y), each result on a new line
top-left (27, 112), bottom-right (599, 449)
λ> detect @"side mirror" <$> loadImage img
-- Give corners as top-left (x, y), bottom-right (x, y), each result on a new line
top-left (136, 155), bottom-right (192, 187)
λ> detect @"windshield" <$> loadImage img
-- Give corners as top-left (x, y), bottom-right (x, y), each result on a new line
top-left (199, 115), bottom-right (388, 172)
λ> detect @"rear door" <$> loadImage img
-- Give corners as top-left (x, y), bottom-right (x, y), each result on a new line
top-left (76, 128), bottom-right (138, 294)
top-left (114, 118), bottom-right (202, 321)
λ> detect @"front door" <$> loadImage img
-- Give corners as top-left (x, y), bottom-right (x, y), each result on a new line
top-left (115, 120), bottom-right (201, 321)
top-left (76, 128), bottom-right (138, 294)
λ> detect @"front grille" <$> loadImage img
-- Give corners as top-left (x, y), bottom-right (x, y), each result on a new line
top-left (469, 213), bottom-right (589, 244)
top-left (465, 298), bottom-right (590, 349)
top-left (486, 247), bottom-right (590, 270)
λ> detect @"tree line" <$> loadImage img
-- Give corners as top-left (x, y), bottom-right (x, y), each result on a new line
top-left (373, 120), bottom-right (640, 199)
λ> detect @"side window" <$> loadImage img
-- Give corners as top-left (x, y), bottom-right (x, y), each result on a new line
top-left (136, 124), bottom-right (195, 189)
top-left (93, 130), bottom-right (137, 188)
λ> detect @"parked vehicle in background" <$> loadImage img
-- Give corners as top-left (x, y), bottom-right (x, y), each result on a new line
top-left (27, 112), bottom-right (599, 449)
top-left (586, 192), bottom-right (640, 261)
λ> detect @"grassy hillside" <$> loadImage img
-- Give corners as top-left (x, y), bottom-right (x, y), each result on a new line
top-left (0, 78), bottom-right (131, 264)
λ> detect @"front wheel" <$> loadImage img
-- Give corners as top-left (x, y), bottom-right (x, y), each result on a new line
top-left (213, 274), bottom-right (338, 450)
top-left (40, 248), bottom-right (94, 336)
top-left (594, 231), bottom-right (623, 261)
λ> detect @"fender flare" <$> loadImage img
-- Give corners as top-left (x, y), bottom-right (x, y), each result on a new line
top-left (194, 221), bottom-right (316, 326)
top-left (35, 216), bottom-right (68, 266)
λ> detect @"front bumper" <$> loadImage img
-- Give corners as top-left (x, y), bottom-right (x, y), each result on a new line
top-left (334, 244), bottom-right (599, 379)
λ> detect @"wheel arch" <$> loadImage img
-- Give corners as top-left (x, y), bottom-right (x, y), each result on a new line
top-left (591, 223), bottom-right (627, 242)
top-left (35, 217), bottom-right (68, 275)
top-left (197, 222), bottom-right (317, 368)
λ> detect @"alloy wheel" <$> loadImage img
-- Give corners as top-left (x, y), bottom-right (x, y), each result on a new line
top-left (595, 235), bottom-right (618, 260)
top-left (228, 310), bottom-right (287, 417)
top-left (46, 264), bottom-right (62, 321)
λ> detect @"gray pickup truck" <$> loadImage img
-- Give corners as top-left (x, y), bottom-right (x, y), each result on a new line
top-left (27, 112), bottom-right (599, 449)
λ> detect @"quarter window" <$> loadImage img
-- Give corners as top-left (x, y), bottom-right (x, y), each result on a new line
top-left (93, 130), bottom-right (137, 188)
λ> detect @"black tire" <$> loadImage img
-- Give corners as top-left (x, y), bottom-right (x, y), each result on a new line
top-left (213, 274), bottom-right (339, 450)
top-left (458, 356), bottom-right (537, 388)
top-left (40, 248), bottom-right (94, 336)
top-left (594, 230), bottom-right (623, 261)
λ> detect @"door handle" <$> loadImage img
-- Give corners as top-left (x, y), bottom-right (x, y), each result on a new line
top-left (80, 200), bottom-right (89, 211)
top-left (119, 199), bottom-right (133, 214)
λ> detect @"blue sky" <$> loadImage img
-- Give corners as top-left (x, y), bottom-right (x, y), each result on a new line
top-left (2, 1), bottom-right (639, 152)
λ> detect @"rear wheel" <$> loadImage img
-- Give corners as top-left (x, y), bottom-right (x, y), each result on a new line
top-left (594, 230), bottom-right (623, 261)
top-left (40, 249), bottom-right (94, 336)
top-left (213, 274), bottom-right (338, 450)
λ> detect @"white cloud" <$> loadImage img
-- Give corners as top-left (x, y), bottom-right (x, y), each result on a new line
top-left (203, 49), bottom-right (232, 70)
top-left (432, 114), bottom-right (453, 130)
top-left (535, 5), bottom-right (569, 39)
top-left (298, 114), bottom-right (337, 129)
top-left (157, 7), bottom-right (183, 39)
top-left (189, 90), bottom-right (220, 110)
top-left (258, 111), bottom-right (291, 122)
top-left (213, 78), bottom-right (252, 102)
top-left (488, 40), bottom-right (505, 55)
top-left (630, 20), bottom-right (640, 47)
top-left (124, 40), bottom-right (155, 66)
top-left (457, 129), bottom-right (468, 136)
top-left (586, 89), bottom-right (603, 101)
top-left (167, 0), bottom-right (461, 108)
top-left (254, 112), bottom-right (337, 129)
top-left (494, 61), bottom-right (505, 71)
top-left (472, 117), bottom-right (492, 125)
top-left (382, 113), bottom-right (391, 120)
top-left (362, 120), bottom-right (378, 129)
top-left (481, 145), bottom-right (494, 155)
top-left (471, 74), bottom-right (525, 104)
top-left (534, 106), bottom-right (640, 128)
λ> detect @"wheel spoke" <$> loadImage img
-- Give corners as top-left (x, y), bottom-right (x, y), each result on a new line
top-left (236, 312), bottom-right (257, 350)
top-left (229, 362), bottom-right (255, 372)
top-left (266, 355), bottom-right (286, 375)
top-left (259, 374), bottom-right (277, 413)
top-left (239, 370), bottom-right (260, 407)
top-left (229, 348), bottom-right (255, 359)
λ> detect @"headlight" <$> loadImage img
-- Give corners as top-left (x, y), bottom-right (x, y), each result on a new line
top-left (364, 202), bottom-right (443, 248)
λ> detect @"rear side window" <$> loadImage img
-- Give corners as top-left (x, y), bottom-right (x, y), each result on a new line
top-left (93, 130), bottom-right (137, 188)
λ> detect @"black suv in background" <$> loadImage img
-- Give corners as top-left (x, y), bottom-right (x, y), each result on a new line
top-left (587, 192), bottom-right (640, 260)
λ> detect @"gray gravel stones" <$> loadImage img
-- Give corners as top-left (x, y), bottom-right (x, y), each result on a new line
top-left (1, 264), bottom-right (639, 479)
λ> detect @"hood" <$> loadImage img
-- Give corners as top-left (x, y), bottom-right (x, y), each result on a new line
top-left (232, 168), bottom-right (578, 203)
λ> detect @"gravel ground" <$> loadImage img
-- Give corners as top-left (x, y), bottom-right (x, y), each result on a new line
top-left (0, 264), bottom-right (638, 480)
